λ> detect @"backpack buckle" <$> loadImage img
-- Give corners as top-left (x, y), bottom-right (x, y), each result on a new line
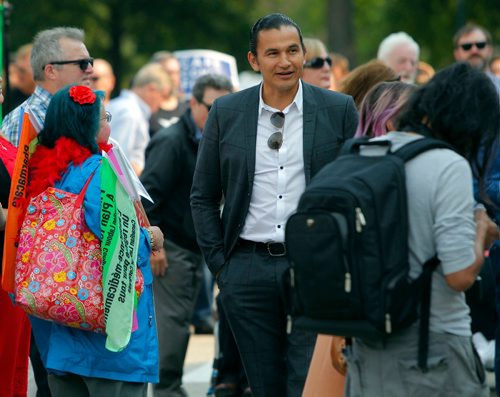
top-left (267, 242), bottom-right (287, 257)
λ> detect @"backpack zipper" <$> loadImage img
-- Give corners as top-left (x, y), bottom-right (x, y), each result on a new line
top-left (344, 271), bottom-right (352, 293)
top-left (355, 207), bottom-right (366, 232)
top-left (385, 313), bottom-right (392, 333)
top-left (299, 189), bottom-right (361, 294)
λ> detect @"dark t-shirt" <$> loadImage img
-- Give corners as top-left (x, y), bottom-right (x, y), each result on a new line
top-left (149, 100), bottom-right (189, 136)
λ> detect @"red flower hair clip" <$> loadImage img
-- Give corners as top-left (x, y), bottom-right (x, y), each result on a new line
top-left (69, 85), bottom-right (96, 105)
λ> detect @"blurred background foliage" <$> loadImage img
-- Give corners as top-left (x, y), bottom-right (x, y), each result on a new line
top-left (4, 0), bottom-right (500, 88)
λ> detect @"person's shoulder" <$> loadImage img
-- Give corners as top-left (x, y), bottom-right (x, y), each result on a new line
top-left (60, 155), bottom-right (101, 192)
top-left (216, 85), bottom-right (260, 109)
top-left (72, 155), bottom-right (102, 177)
top-left (3, 101), bottom-right (24, 123)
top-left (151, 119), bottom-right (185, 143)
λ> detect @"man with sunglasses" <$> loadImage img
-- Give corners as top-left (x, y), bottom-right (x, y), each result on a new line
top-left (191, 13), bottom-right (358, 397)
top-left (2, 27), bottom-right (93, 147)
top-left (90, 58), bottom-right (116, 105)
top-left (453, 24), bottom-right (500, 94)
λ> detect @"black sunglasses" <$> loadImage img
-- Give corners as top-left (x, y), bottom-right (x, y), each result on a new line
top-left (200, 100), bottom-right (212, 112)
top-left (459, 41), bottom-right (488, 51)
top-left (268, 112), bottom-right (285, 150)
top-left (304, 57), bottom-right (333, 69)
top-left (45, 57), bottom-right (94, 71)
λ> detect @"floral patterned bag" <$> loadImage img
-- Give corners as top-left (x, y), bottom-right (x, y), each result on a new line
top-left (14, 172), bottom-right (143, 333)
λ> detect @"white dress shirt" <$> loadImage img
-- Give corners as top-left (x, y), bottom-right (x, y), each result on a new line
top-left (108, 90), bottom-right (151, 172)
top-left (240, 82), bottom-right (305, 243)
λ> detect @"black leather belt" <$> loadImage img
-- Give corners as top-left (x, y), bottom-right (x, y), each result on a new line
top-left (237, 238), bottom-right (287, 257)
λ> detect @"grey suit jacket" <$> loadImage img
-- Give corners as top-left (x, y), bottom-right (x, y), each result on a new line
top-left (191, 81), bottom-right (358, 275)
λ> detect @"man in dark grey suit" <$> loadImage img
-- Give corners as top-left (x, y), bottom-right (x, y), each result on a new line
top-left (191, 13), bottom-right (358, 397)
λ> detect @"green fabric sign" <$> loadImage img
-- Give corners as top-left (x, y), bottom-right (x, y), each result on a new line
top-left (100, 158), bottom-right (139, 352)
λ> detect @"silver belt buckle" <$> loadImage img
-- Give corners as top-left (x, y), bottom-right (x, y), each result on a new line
top-left (267, 242), bottom-right (286, 257)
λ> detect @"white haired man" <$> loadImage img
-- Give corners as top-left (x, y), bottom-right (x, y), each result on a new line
top-left (378, 32), bottom-right (419, 84)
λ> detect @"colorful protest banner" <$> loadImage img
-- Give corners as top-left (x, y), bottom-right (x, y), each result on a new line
top-left (100, 157), bottom-right (139, 351)
top-left (2, 110), bottom-right (38, 292)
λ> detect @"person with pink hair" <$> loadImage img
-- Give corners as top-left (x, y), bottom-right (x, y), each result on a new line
top-left (355, 81), bottom-right (415, 138)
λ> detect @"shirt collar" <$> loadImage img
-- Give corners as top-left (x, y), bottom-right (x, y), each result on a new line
top-left (258, 81), bottom-right (303, 115)
top-left (33, 85), bottom-right (53, 101)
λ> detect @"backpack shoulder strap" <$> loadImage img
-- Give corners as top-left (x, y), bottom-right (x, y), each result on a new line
top-left (418, 256), bottom-right (440, 372)
top-left (340, 136), bottom-right (389, 156)
top-left (393, 138), bottom-right (455, 163)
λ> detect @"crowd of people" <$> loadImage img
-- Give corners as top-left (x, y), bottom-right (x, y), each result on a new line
top-left (0, 10), bottom-right (499, 397)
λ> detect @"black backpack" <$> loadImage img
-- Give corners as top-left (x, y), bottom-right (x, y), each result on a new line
top-left (285, 137), bottom-right (454, 370)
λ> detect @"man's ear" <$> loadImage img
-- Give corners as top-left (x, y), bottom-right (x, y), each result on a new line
top-left (248, 51), bottom-right (260, 73)
top-left (43, 64), bottom-right (57, 81)
top-left (386, 119), bottom-right (395, 132)
top-left (189, 96), bottom-right (197, 111)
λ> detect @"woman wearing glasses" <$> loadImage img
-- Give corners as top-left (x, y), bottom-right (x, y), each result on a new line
top-left (18, 84), bottom-right (164, 396)
top-left (301, 36), bottom-right (349, 397)
top-left (302, 38), bottom-right (333, 90)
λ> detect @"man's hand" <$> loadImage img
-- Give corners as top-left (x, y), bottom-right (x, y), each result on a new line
top-left (475, 208), bottom-right (499, 249)
top-left (150, 247), bottom-right (168, 277)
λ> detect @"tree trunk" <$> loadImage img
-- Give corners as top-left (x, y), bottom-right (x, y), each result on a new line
top-left (109, 1), bottom-right (123, 99)
top-left (327, 0), bottom-right (356, 67)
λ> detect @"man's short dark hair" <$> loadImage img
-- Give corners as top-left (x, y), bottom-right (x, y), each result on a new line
top-left (249, 13), bottom-right (305, 56)
top-left (192, 74), bottom-right (234, 103)
top-left (453, 23), bottom-right (492, 48)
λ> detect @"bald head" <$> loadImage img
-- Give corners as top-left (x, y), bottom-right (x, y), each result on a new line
top-left (91, 58), bottom-right (116, 104)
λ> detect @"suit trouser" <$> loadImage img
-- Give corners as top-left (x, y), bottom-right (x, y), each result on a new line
top-left (216, 294), bottom-right (247, 388)
top-left (153, 239), bottom-right (203, 397)
top-left (218, 242), bottom-right (316, 397)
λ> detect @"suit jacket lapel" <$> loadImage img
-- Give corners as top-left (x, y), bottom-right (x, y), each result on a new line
top-left (245, 86), bottom-right (260, 190)
top-left (302, 82), bottom-right (318, 185)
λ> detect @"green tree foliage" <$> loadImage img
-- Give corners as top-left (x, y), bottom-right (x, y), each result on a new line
top-left (353, 0), bottom-right (500, 70)
top-left (5, 0), bottom-right (500, 88)
top-left (7, 0), bottom-right (255, 88)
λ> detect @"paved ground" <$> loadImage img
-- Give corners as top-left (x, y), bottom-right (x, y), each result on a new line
top-left (28, 333), bottom-right (215, 397)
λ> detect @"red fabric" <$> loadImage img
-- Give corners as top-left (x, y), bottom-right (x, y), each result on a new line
top-left (0, 289), bottom-right (31, 397)
top-left (14, 138), bottom-right (93, 231)
top-left (27, 137), bottom-right (93, 199)
top-left (0, 136), bottom-right (17, 177)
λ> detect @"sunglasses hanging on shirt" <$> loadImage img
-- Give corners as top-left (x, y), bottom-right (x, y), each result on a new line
top-left (267, 111), bottom-right (285, 150)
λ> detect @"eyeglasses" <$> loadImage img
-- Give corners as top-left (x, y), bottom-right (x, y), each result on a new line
top-left (45, 57), bottom-right (94, 71)
top-left (101, 111), bottom-right (112, 123)
top-left (200, 101), bottom-right (212, 112)
top-left (267, 111), bottom-right (285, 150)
top-left (304, 57), bottom-right (333, 69)
top-left (458, 41), bottom-right (488, 51)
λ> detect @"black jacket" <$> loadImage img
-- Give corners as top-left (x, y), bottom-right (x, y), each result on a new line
top-left (141, 109), bottom-right (200, 253)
